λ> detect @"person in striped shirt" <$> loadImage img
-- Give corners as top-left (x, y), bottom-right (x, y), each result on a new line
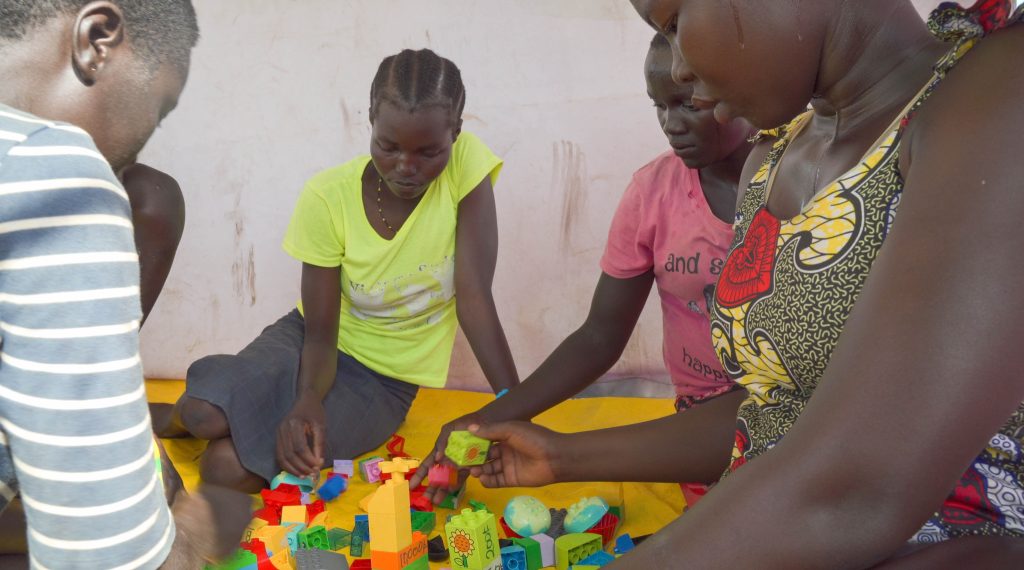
top-left (0, 1), bottom-right (247, 568)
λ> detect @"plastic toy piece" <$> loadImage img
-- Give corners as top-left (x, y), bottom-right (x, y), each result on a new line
top-left (446, 508), bottom-right (500, 570)
top-left (563, 497), bottom-right (609, 534)
top-left (428, 535), bottom-right (450, 562)
top-left (254, 525), bottom-right (290, 553)
top-left (613, 534), bottom-right (635, 555)
top-left (244, 517), bottom-right (268, 542)
top-left (301, 492), bottom-right (312, 505)
top-left (371, 530), bottom-right (428, 570)
top-left (428, 463), bottom-right (459, 489)
top-left (577, 550), bottom-right (615, 567)
top-left (207, 548), bottom-right (257, 569)
top-left (309, 511), bottom-right (330, 530)
top-left (334, 459), bottom-right (355, 478)
top-left (241, 538), bottom-right (273, 569)
top-left (327, 527), bottom-right (351, 550)
top-left (349, 559), bottom-right (371, 570)
top-left (353, 515), bottom-right (370, 542)
top-left (286, 523), bottom-right (307, 553)
top-left (444, 431), bottom-right (491, 467)
top-left (299, 525), bottom-right (330, 550)
top-left (271, 471), bottom-right (316, 494)
top-left (367, 476), bottom-right (412, 553)
top-left (586, 513), bottom-right (620, 546)
top-left (282, 505), bottom-right (308, 526)
top-left (349, 531), bottom-right (364, 557)
top-left (411, 510), bottom-right (436, 535)
top-left (498, 517), bottom-right (522, 539)
top-left (530, 533), bottom-right (555, 568)
top-left (253, 506), bottom-right (281, 526)
top-left (359, 456), bottom-right (385, 483)
top-left (386, 434), bottom-right (411, 459)
top-left (504, 496), bottom-right (551, 537)
top-left (468, 500), bottom-right (490, 513)
top-left (510, 536), bottom-right (542, 570)
top-left (268, 548), bottom-right (293, 570)
top-left (437, 484), bottom-right (466, 510)
top-left (554, 533), bottom-right (602, 570)
top-left (261, 487), bottom-right (301, 515)
top-left (379, 457), bottom-right (421, 480)
top-left (546, 508), bottom-right (568, 538)
top-left (501, 545), bottom-right (528, 570)
top-left (318, 474), bottom-right (349, 502)
top-left (409, 491), bottom-right (434, 513)
top-left (294, 547), bottom-right (350, 570)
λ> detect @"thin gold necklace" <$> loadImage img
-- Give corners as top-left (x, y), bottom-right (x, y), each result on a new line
top-left (375, 177), bottom-right (395, 235)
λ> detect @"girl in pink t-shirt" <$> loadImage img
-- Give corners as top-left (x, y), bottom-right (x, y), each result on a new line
top-left (413, 34), bottom-right (753, 503)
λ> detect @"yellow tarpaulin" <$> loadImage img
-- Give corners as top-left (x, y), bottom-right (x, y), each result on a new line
top-left (146, 380), bottom-right (686, 568)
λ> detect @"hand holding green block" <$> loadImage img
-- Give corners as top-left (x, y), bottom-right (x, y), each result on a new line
top-left (445, 431), bottom-right (491, 467)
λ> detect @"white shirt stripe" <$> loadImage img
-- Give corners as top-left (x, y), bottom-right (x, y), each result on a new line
top-left (1, 353), bottom-right (140, 375)
top-left (0, 110), bottom-right (88, 134)
top-left (0, 382), bottom-right (144, 410)
top-left (30, 507), bottom-right (161, 551)
top-left (14, 446), bottom-right (153, 483)
top-left (21, 474), bottom-right (158, 517)
top-left (0, 130), bottom-right (27, 142)
top-left (0, 319), bottom-right (139, 340)
top-left (0, 285), bottom-right (139, 306)
top-left (0, 214), bottom-right (133, 236)
top-left (0, 251), bottom-right (138, 271)
top-left (0, 178), bottom-right (128, 201)
top-left (7, 145), bottom-right (106, 161)
top-left (0, 415), bottom-right (150, 448)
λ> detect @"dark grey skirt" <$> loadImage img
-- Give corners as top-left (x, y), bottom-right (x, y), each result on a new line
top-left (184, 309), bottom-right (419, 481)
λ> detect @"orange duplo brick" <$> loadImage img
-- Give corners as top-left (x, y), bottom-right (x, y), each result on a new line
top-left (371, 532), bottom-right (428, 570)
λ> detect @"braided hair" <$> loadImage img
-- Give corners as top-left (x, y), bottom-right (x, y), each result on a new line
top-left (369, 48), bottom-right (466, 127)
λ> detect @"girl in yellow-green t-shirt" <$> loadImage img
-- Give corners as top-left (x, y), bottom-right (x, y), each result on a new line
top-left (157, 49), bottom-right (519, 490)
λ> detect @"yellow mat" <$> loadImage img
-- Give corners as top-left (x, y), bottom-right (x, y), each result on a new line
top-left (146, 380), bottom-right (685, 568)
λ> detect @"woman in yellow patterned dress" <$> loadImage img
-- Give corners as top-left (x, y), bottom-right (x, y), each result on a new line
top-left (461, 1), bottom-right (1024, 567)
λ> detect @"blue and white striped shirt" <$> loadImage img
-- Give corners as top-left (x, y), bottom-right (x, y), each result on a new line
top-left (0, 104), bottom-right (174, 569)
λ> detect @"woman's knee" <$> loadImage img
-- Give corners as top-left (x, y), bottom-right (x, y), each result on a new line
top-left (200, 439), bottom-right (265, 493)
top-left (179, 397), bottom-right (230, 440)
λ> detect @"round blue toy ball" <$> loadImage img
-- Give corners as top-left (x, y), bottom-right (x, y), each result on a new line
top-left (504, 496), bottom-right (551, 536)
top-left (564, 496), bottom-right (610, 534)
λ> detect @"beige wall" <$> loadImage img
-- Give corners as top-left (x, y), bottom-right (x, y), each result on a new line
top-left (139, 0), bottom-right (994, 393)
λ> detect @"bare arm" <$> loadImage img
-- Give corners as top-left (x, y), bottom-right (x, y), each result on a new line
top-left (477, 271), bottom-right (654, 423)
top-left (275, 263), bottom-right (341, 477)
top-left (454, 177), bottom-right (519, 393)
top-left (122, 164), bottom-right (185, 326)
top-left (609, 27), bottom-right (1024, 570)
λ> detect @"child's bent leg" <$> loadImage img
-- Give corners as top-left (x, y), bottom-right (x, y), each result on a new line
top-left (200, 437), bottom-right (266, 494)
top-left (178, 397), bottom-right (231, 441)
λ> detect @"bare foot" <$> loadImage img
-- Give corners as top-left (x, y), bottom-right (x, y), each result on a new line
top-left (161, 484), bottom-right (251, 569)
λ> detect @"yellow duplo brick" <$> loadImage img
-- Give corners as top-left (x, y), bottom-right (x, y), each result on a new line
top-left (243, 517), bottom-right (268, 541)
top-left (253, 525), bottom-right (289, 552)
top-left (281, 504), bottom-right (307, 526)
top-left (368, 477), bottom-right (413, 553)
top-left (358, 492), bottom-right (374, 512)
top-left (268, 547), bottom-right (293, 570)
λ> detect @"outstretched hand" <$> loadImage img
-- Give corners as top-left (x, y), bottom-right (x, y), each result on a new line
top-left (410, 412), bottom-right (485, 503)
top-left (467, 422), bottom-right (562, 488)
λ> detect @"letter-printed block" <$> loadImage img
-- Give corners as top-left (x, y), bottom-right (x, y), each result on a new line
top-left (555, 533), bottom-right (602, 570)
top-left (359, 456), bottom-right (385, 483)
top-left (446, 508), bottom-right (500, 569)
top-left (371, 531), bottom-right (428, 570)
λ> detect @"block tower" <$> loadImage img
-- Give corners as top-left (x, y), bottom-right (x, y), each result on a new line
top-left (368, 457), bottom-right (429, 570)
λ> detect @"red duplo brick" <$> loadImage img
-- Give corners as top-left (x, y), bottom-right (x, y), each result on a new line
top-left (306, 499), bottom-right (326, 521)
top-left (252, 507), bottom-right (280, 525)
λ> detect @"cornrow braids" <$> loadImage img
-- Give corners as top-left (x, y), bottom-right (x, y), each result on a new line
top-left (370, 48), bottom-right (467, 126)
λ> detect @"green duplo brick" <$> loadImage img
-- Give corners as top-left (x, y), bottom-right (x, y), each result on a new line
top-left (327, 527), bottom-right (351, 550)
top-left (402, 554), bottom-right (430, 570)
top-left (411, 510), bottom-right (436, 535)
top-left (350, 531), bottom-right (364, 557)
top-left (511, 536), bottom-right (542, 570)
top-left (444, 431), bottom-right (491, 466)
top-left (299, 525), bottom-right (329, 550)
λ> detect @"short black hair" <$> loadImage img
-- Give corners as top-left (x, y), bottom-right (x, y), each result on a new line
top-left (0, 0), bottom-right (199, 69)
top-left (370, 48), bottom-right (466, 125)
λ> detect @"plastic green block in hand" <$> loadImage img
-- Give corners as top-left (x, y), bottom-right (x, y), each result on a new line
top-left (445, 431), bottom-right (491, 466)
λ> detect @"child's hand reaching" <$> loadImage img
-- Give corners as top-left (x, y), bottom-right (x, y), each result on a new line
top-left (467, 422), bottom-right (563, 488)
top-left (410, 411), bottom-right (487, 502)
